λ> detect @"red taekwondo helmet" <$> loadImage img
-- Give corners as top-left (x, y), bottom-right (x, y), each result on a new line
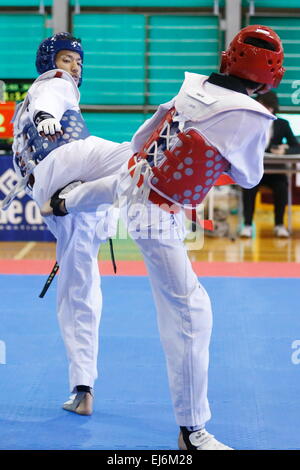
top-left (220, 24), bottom-right (285, 93)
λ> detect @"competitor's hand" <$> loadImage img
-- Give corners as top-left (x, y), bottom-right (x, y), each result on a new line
top-left (37, 118), bottom-right (63, 142)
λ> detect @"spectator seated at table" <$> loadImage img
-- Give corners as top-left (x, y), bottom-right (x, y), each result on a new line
top-left (240, 91), bottom-right (300, 238)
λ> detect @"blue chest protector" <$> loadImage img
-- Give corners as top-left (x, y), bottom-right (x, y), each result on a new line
top-left (16, 110), bottom-right (90, 176)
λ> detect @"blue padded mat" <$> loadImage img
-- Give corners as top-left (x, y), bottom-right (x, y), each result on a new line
top-left (0, 275), bottom-right (299, 450)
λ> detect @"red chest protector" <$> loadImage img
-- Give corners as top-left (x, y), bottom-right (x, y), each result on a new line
top-left (128, 107), bottom-right (230, 213)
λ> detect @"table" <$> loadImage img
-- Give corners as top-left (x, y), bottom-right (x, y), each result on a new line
top-left (263, 153), bottom-right (300, 233)
top-left (207, 153), bottom-right (300, 235)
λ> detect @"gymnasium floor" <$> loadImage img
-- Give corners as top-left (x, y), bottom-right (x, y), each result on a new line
top-left (0, 208), bottom-right (300, 450)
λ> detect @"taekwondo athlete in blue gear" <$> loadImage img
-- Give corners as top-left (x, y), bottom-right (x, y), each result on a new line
top-left (11, 32), bottom-right (133, 416)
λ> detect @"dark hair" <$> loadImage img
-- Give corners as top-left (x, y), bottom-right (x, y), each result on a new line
top-left (256, 90), bottom-right (279, 114)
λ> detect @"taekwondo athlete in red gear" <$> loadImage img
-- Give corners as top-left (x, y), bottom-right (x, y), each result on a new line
top-left (41, 25), bottom-right (285, 450)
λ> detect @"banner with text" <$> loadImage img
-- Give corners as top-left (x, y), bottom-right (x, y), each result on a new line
top-left (0, 155), bottom-right (55, 241)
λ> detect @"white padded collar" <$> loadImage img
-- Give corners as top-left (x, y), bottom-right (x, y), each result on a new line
top-left (175, 72), bottom-right (276, 123)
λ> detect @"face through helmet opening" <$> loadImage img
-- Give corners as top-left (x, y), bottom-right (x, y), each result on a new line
top-left (36, 32), bottom-right (84, 86)
top-left (220, 25), bottom-right (285, 94)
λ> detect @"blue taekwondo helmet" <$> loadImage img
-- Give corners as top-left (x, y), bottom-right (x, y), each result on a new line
top-left (35, 32), bottom-right (84, 86)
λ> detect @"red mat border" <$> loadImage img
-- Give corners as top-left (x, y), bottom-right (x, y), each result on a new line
top-left (0, 259), bottom-right (299, 277)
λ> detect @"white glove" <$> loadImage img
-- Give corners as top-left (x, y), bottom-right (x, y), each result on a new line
top-left (37, 118), bottom-right (62, 137)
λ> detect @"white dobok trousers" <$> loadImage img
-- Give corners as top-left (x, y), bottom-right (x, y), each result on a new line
top-left (32, 135), bottom-right (212, 426)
